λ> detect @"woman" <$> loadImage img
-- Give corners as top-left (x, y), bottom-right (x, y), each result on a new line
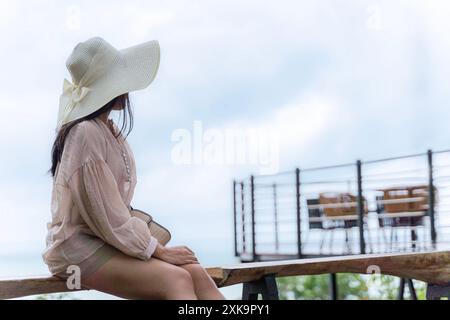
top-left (42, 37), bottom-right (225, 300)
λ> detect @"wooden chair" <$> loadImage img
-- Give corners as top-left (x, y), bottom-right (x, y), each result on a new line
top-left (318, 193), bottom-right (369, 253)
top-left (306, 198), bottom-right (334, 254)
top-left (377, 185), bottom-right (437, 251)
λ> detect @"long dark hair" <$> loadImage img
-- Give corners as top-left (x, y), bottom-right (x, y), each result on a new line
top-left (48, 93), bottom-right (133, 177)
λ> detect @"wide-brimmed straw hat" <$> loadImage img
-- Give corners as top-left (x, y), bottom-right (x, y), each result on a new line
top-left (56, 37), bottom-right (160, 130)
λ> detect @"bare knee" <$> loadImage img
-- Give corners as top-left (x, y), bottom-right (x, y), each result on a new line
top-left (181, 263), bottom-right (209, 278)
top-left (183, 263), bottom-right (205, 272)
top-left (175, 268), bottom-right (194, 287)
top-left (164, 267), bottom-right (196, 299)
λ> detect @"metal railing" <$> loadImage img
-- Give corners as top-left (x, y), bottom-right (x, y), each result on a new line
top-left (233, 149), bottom-right (450, 262)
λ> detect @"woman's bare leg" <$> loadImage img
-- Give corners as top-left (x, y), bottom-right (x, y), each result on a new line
top-left (180, 263), bottom-right (226, 300)
top-left (82, 252), bottom-right (197, 300)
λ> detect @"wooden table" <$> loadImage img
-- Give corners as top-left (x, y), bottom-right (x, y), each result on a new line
top-left (308, 211), bottom-right (426, 223)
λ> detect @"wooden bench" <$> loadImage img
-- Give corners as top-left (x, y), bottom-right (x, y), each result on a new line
top-left (1, 251), bottom-right (449, 300)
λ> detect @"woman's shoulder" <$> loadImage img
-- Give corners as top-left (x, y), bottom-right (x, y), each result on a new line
top-left (65, 119), bottom-right (107, 147)
top-left (67, 119), bottom-right (100, 138)
top-left (63, 119), bottom-right (108, 162)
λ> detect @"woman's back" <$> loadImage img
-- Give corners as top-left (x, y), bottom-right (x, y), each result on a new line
top-left (42, 118), bottom-right (142, 276)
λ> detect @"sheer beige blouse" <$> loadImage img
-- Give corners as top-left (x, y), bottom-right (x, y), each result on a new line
top-left (42, 118), bottom-right (158, 275)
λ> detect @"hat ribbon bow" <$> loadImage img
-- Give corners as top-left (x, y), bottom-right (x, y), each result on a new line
top-left (58, 79), bottom-right (91, 127)
top-left (63, 78), bottom-right (91, 103)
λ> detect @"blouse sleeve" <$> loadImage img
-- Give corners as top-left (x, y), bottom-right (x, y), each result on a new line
top-left (67, 158), bottom-right (159, 260)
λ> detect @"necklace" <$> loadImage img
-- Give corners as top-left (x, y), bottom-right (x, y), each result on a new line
top-left (107, 119), bottom-right (132, 182)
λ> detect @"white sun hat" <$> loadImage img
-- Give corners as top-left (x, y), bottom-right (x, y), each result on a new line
top-left (56, 37), bottom-right (160, 131)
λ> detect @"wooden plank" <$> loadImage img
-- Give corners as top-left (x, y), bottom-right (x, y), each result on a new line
top-left (207, 250), bottom-right (450, 287)
top-left (0, 275), bottom-right (84, 300)
top-left (1, 250), bottom-right (449, 299)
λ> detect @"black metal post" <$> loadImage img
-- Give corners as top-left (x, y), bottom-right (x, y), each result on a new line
top-left (250, 175), bottom-right (257, 261)
top-left (329, 273), bottom-right (338, 300)
top-left (356, 160), bottom-right (366, 254)
top-left (233, 180), bottom-right (238, 257)
top-left (411, 229), bottom-right (417, 250)
top-left (295, 168), bottom-right (302, 258)
top-left (426, 283), bottom-right (450, 300)
top-left (397, 278), bottom-right (405, 300)
top-left (407, 279), bottom-right (418, 300)
top-left (427, 150), bottom-right (437, 246)
top-left (398, 278), bottom-right (418, 300)
top-left (273, 183), bottom-right (279, 252)
top-left (242, 274), bottom-right (279, 300)
top-left (241, 182), bottom-right (246, 253)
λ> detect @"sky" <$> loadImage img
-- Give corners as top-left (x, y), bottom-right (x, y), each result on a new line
top-left (1, 0), bottom-right (450, 287)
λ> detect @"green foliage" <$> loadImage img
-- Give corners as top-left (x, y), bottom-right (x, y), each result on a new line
top-left (34, 293), bottom-right (80, 300)
top-left (277, 274), bottom-right (426, 300)
top-left (277, 273), bottom-right (368, 300)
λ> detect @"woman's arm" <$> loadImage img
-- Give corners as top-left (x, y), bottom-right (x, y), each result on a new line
top-left (68, 158), bottom-right (159, 260)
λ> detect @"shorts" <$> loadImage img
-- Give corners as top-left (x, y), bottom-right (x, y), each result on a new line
top-left (55, 243), bottom-right (119, 281)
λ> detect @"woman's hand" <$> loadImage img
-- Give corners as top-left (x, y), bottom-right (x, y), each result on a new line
top-left (153, 244), bottom-right (199, 265)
